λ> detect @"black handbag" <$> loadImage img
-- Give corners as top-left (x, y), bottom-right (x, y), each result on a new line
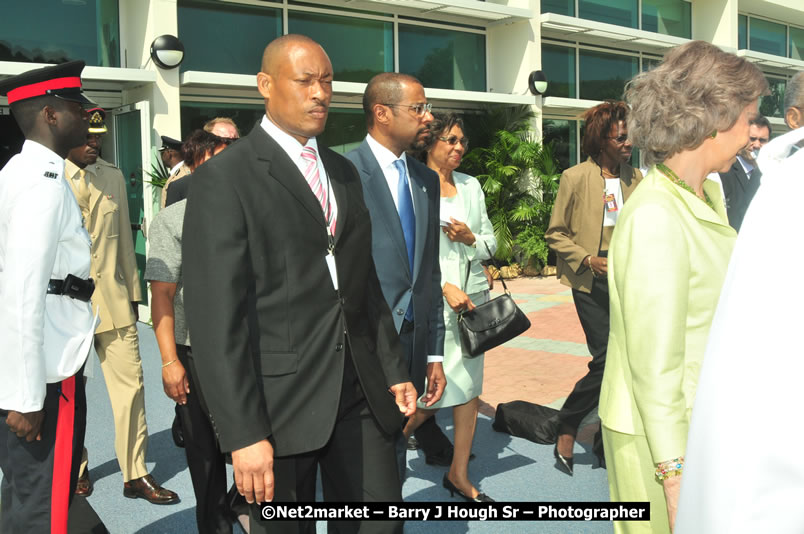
top-left (457, 243), bottom-right (531, 357)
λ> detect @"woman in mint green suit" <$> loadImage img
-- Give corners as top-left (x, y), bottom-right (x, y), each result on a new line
top-left (404, 113), bottom-right (496, 503)
top-left (599, 40), bottom-right (768, 534)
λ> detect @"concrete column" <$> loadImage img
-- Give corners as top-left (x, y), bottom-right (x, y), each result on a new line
top-left (692, 0), bottom-right (738, 50)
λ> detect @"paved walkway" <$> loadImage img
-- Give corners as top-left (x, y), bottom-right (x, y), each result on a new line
top-left (65, 276), bottom-right (612, 533)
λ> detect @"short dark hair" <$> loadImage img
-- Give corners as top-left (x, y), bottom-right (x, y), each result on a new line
top-left (363, 72), bottom-right (422, 128)
top-left (749, 114), bottom-right (771, 135)
top-left (182, 129), bottom-right (225, 169)
top-left (415, 112), bottom-right (465, 162)
top-left (581, 100), bottom-right (629, 158)
top-left (10, 95), bottom-right (64, 136)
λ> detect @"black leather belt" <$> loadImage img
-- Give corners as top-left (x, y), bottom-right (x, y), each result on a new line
top-left (47, 275), bottom-right (95, 302)
top-left (400, 319), bottom-right (415, 334)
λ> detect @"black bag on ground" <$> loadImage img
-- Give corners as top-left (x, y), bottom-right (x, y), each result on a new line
top-left (492, 401), bottom-right (560, 445)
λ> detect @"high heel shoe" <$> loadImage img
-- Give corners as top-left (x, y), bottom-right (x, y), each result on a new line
top-left (554, 445), bottom-right (574, 476)
top-left (442, 474), bottom-right (495, 502)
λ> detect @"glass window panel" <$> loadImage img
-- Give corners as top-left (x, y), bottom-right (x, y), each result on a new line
top-left (579, 49), bottom-right (638, 101)
top-left (738, 14), bottom-right (748, 50)
top-left (579, 0), bottom-right (637, 29)
top-left (541, 0), bottom-right (575, 16)
top-left (288, 11), bottom-right (392, 83)
top-left (642, 56), bottom-right (662, 72)
top-left (180, 102), bottom-right (264, 140)
top-left (749, 17), bottom-right (787, 57)
top-left (178, 1), bottom-right (281, 74)
top-left (642, 0), bottom-right (691, 39)
top-left (542, 44), bottom-right (576, 98)
top-left (790, 26), bottom-right (804, 60)
top-left (759, 77), bottom-right (786, 119)
top-left (542, 119), bottom-right (577, 171)
top-left (319, 109), bottom-right (367, 154)
top-left (0, 0), bottom-right (119, 66)
top-left (398, 25), bottom-right (486, 91)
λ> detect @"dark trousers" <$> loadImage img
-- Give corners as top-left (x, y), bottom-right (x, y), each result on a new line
top-left (177, 345), bottom-right (232, 534)
top-left (250, 350), bottom-right (402, 534)
top-left (394, 325), bottom-right (451, 482)
top-left (0, 367), bottom-right (86, 534)
top-left (559, 277), bottom-right (610, 432)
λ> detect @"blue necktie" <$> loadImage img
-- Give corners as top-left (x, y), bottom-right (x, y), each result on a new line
top-left (394, 159), bottom-right (416, 321)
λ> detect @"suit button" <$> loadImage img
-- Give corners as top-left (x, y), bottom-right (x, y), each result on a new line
top-left (335, 343), bottom-right (343, 352)
top-left (96, 273), bottom-right (102, 278)
top-left (340, 297), bottom-right (346, 305)
top-left (396, 308), bottom-right (404, 315)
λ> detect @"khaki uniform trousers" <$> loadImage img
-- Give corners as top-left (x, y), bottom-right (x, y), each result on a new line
top-left (80, 324), bottom-right (148, 482)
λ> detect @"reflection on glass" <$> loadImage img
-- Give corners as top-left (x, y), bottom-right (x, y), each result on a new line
top-left (642, 56), bottom-right (662, 72)
top-left (790, 26), bottom-right (804, 60)
top-left (760, 77), bottom-right (787, 119)
top-left (542, 44), bottom-right (576, 98)
top-left (642, 0), bottom-right (691, 38)
top-left (0, 0), bottom-right (119, 66)
top-left (579, 0), bottom-right (637, 28)
top-left (579, 49), bottom-right (638, 101)
top-left (289, 11), bottom-right (392, 83)
top-left (541, 0), bottom-right (574, 16)
top-left (543, 119), bottom-right (577, 172)
top-left (749, 17), bottom-right (787, 57)
top-left (739, 14), bottom-right (748, 50)
top-left (180, 102), bottom-right (264, 140)
top-left (179, 1), bottom-right (281, 74)
top-left (399, 25), bottom-right (486, 91)
top-left (320, 109), bottom-right (367, 154)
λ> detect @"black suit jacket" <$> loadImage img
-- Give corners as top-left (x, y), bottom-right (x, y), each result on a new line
top-left (719, 158), bottom-right (761, 232)
top-left (182, 126), bottom-right (409, 455)
top-left (165, 174), bottom-right (189, 207)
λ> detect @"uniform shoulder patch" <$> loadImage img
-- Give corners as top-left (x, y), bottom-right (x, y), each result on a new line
top-left (43, 171), bottom-right (58, 179)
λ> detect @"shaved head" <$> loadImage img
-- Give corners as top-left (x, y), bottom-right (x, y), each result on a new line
top-left (261, 34), bottom-right (323, 76)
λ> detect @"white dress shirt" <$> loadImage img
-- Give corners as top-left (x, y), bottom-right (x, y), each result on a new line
top-left (0, 141), bottom-right (98, 411)
top-left (261, 115), bottom-right (338, 231)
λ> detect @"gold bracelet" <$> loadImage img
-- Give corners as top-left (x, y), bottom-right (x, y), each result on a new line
top-left (655, 456), bottom-right (684, 481)
top-left (161, 359), bottom-right (178, 368)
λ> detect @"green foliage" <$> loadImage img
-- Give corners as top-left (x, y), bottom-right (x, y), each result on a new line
top-left (463, 126), bottom-right (561, 269)
top-left (142, 160), bottom-right (170, 189)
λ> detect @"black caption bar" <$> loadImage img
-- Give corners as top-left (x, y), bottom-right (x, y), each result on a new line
top-left (258, 502), bottom-right (649, 522)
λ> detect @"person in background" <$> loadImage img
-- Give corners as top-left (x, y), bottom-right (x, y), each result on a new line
top-left (599, 40), bottom-right (767, 533)
top-left (404, 112), bottom-right (496, 502)
top-left (718, 114), bottom-right (771, 231)
top-left (0, 59), bottom-right (97, 533)
top-left (675, 71), bottom-right (804, 534)
top-left (159, 135), bottom-right (187, 209)
top-left (165, 129), bottom-right (231, 206)
top-left (545, 100), bottom-right (642, 476)
top-left (65, 107), bottom-right (179, 504)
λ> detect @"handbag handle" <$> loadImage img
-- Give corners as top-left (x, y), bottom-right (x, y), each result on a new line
top-left (462, 241), bottom-right (510, 296)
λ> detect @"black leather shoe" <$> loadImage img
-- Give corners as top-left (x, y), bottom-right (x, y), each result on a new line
top-left (554, 445), bottom-right (574, 476)
top-left (407, 436), bottom-right (419, 451)
top-left (171, 412), bottom-right (184, 448)
top-left (442, 474), bottom-right (494, 502)
top-left (124, 474), bottom-right (180, 505)
top-left (425, 447), bottom-right (475, 466)
top-left (75, 470), bottom-right (93, 497)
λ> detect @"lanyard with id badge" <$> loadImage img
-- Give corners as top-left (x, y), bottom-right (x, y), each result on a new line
top-left (322, 180), bottom-right (338, 291)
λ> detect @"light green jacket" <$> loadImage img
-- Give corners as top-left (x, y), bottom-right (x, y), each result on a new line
top-left (599, 167), bottom-right (736, 463)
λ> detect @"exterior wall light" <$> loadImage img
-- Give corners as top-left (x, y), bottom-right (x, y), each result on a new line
top-left (150, 35), bottom-right (185, 69)
top-left (528, 70), bottom-right (548, 95)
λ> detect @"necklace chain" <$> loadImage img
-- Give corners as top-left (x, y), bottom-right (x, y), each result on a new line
top-left (656, 163), bottom-right (715, 211)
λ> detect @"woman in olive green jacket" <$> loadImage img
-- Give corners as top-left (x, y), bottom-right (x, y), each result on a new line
top-left (599, 41), bottom-right (768, 534)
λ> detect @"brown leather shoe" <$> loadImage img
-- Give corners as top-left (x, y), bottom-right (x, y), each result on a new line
top-left (123, 474), bottom-right (179, 505)
top-left (75, 470), bottom-right (93, 497)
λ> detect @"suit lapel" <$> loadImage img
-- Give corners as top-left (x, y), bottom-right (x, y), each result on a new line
top-left (319, 148), bottom-right (347, 245)
top-left (250, 128), bottom-right (328, 230)
top-left (408, 163), bottom-right (428, 282)
top-left (88, 167), bottom-right (104, 216)
top-left (356, 143), bottom-right (410, 275)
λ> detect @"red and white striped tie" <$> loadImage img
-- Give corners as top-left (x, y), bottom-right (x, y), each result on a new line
top-left (301, 146), bottom-right (336, 235)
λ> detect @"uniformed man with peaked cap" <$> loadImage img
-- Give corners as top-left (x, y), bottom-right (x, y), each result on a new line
top-left (65, 108), bottom-right (179, 504)
top-left (0, 60), bottom-right (99, 534)
top-left (159, 134), bottom-right (189, 208)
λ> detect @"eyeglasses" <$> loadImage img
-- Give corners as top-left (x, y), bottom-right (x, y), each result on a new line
top-left (383, 102), bottom-right (433, 117)
top-left (215, 135), bottom-right (238, 146)
top-left (439, 135), bottom-right (469, 149)
top-left (609, 134), bottom-right (629, 144)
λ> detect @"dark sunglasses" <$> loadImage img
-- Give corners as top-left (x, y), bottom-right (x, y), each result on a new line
top-left (215, 135), bottom-right (237, 146)
top-left (439, 135), bottom-right (469, 148)
top-left (609, 134), bottom-right (629, 144)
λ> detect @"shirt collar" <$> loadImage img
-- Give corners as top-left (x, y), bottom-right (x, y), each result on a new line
top-left (260, 114), bottom-right (320, 162)
top-left (365, 133), bottom-right (407, 171)
top-left (170, 161), bottom-right (185, 175)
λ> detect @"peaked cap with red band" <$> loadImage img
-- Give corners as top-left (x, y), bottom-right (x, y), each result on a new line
top-left (0, 60), bottom-right (95, 106)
